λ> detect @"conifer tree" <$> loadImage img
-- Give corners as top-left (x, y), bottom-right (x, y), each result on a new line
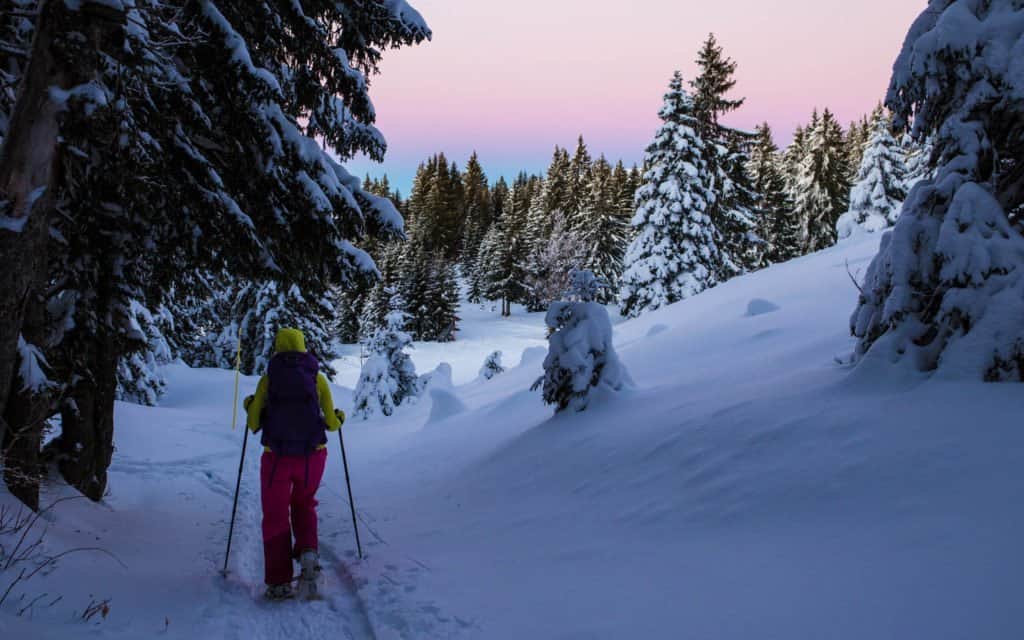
top-left (615, 162), bottom-right (641, 247)
top-left (748, 123), bottom-right (792, 263)
top-left (791, 109), bottom-right (851, 252)
top-left (620, 72), bottom-right (718, 318)
top-left (851, 0), bottom-right (1024, 380)
top-left (690, 33), bottom-right (759, 275)
top-left (837, 109), bottom-right (907, 239)
top-left (491, 176), bottom-right (511, 222)
top-left (845, 112), bottom-right (873, 181)
top-left (461, 152), bottom-right (493, 297)
top-left (568, 136), bottom-right (594, 230)
top-left (478, 185), bottom-right (529, 316)
top-left (544, 147), bottom-right (573, 227)
top-left (233, 280), bottom-right (339, 377)
top-left (479, 351), bottom-right (505, 381)
top-left (397, 215), bottom-right (460, 342)
top-left (578, 156), bottom-right (631, 302)
top-left (1, 1), bottom-right (431, 505)
top-left (524, 146), bottom-right (572, 253)
top-left (353, 305), bottom-right (419, 420)
top-left (717, 130), bottom-right (762, 273)
top-left (777, 125), bottom-right (809, 260)
top-left (691, 33), bottom-right (744, 130)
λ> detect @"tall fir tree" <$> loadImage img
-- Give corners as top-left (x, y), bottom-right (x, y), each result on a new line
top-left (461, 151), bottom-right (493, 299)
top-left (690, 33), bottom-right (759, 275)
top-left (568, 136), bottom-right (594, 231)
top-left (747, 123), bottom-right (793, 263)
top-left (691, 33), bottom-right (744, 130)
top-left (478, 182), bottom-right (530, 316)
top-left (791, 109), bottom-right (851, 252)
top-left (845, 112), bottom-right (873, 182)
top-left (578, 156), bottom-right (631, 302)
top-left (620, 72), bottom-right (718, 318)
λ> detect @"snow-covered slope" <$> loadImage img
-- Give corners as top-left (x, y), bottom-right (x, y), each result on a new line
top-left (3, 234), bottom-right (1022, 639)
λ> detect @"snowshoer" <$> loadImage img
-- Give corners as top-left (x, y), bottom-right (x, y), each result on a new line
top-left (244, 328), bottom-right (345, 601)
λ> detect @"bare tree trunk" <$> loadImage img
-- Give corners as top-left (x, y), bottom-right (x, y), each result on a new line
top-left (0, 0), bottom-right (124, 506)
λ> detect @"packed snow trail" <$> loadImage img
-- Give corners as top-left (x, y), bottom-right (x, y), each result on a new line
top-left (0, 366), bottom-right (471, 640)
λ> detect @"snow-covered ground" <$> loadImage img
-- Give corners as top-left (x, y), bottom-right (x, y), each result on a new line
top-left (3, 234), bottom-right (1023, 639)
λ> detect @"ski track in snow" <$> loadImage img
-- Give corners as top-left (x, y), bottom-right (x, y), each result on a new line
top-left (0, 399), bottom-right (469, 639)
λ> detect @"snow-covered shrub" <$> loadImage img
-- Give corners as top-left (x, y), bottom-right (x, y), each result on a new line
top-left (479, 351), bottom-right (505, 381)
top-left (850, 0), bottom-right (1024, 379)
top-left (533, 270), bottom-right (631, 413)
top-left (353, 311), bottom-right (419, 419)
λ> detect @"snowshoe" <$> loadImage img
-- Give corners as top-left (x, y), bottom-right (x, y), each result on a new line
top-left (297, 550), bottom-right (322, 600)
top-left (265, 583), bottom-right (295, 601)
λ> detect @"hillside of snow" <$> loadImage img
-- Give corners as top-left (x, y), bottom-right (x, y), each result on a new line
top-left (2, 234), bottom-right (1022, 640)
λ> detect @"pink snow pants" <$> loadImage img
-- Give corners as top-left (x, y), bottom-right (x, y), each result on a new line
top-left (260, 449), bottom-right (327, 585)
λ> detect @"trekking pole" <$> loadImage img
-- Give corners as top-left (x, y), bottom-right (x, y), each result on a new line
top-left (222, 337), bottom-right (246, 576)
top-left (337, 429), bottom-right (364, 559)
top-left (222, 425), bottom-right (249, 576)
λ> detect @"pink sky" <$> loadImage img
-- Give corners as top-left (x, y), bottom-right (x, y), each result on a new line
top-left (349, 0), bottom-right (926, 193)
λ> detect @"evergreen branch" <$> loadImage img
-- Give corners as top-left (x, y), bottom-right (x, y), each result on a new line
top-left (0, 42), bottom-right (27, 58)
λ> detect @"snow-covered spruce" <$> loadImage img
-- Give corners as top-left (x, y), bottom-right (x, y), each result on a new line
top-left (479, 351), bottom-right (505, 381)
top-left (476, 182), bottom-right (530, 317)
top-left (837, 108), bottom-right (907, 239)
top-left (116, 300), bottom-right (175, 406)
top-left (576, 156), bottom-right (633, 303)
top-left (186, 279), bottom-right (338, 377)
top-left (850, 0), bottom-right (1024, 380)
top-left (691, 34), bottom-right (761, 277)
top-left (534, 270), bottom-right (630, 413)
top-left (353, 310), bottom-right (419, 419)
top-left (747, 122), bottom-right (792, 264)
top-left (790, 109), bottom-right (851, 253)
top-left (619, 72), bottom-right (718, 318)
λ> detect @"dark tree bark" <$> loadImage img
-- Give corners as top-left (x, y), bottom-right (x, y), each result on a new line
top-left (2, 296), bottom-right (55, 510)
top-left (48, 326), bottom-right (118, 502)
top-left (0, 0), bottom-right (124, 508)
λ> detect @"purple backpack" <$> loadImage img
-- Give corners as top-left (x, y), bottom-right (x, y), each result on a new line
top-left (261, 351), bottom-right (327, 456)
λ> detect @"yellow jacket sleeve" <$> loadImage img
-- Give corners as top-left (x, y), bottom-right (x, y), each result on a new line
top-left (246, 376), bottom-right (269, 433)
top-left (318, 373), bottom-right (341, 431)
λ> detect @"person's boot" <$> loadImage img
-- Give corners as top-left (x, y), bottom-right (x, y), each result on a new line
top-left (297, 549), bottom-right (321, 599)
top-left (264, 583), bottom-right (295, 601)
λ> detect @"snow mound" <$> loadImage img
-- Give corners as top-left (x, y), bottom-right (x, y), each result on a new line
top-left (427, 388), bottom-right (468, 424)
top-left (421, 362), bottom-right (454, 390)
top-left (745, 298), bottom-right (780, 317)
top-left (646, 323), bottom-right (669, 337)
top-left (517, 346), bottom-right (547, 369)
